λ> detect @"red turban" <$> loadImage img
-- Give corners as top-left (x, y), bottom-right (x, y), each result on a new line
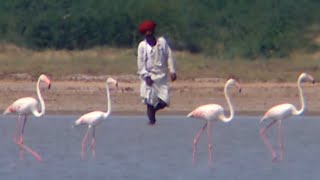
top-left (138, 20), bottom-right (156, 34)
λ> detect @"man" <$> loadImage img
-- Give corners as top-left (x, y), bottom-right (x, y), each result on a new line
top-left (137, 20), bottom-right (177, 125)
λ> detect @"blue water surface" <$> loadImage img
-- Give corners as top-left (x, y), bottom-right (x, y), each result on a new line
top-left (0, 115), bottom-right (319, 180)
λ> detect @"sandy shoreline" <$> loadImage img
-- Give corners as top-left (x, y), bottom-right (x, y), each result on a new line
top-left (0, 77), bottom-right (319, 116)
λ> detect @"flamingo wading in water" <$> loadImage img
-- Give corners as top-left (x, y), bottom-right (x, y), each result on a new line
top-left (3, 74), bottom-right (51, 162)
top-left (187, 78), bottom-right (241, 165)
top-left (260, 72), bottom-right (315, 162)
top-left (73, 77), bottom-right (118, 159)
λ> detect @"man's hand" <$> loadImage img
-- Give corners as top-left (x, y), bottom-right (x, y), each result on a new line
top-left (170, 73), bottom-right (177, 82)
top-left (145, 76), bottom-right (153, 86)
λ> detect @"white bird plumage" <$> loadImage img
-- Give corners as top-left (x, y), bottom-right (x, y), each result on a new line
top-left (4, 74), bottom-right (51, 117)
top-left (187, 78), bottom-right (241, 165)
top-left (259, 72), bottom-right (315, 162)
top-left (3, 74), bottom-right (51, 162)
top-left (73, 77), bottom-right (118, 159)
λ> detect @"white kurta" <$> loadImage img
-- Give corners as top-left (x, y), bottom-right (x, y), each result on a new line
top-left (137, 37), bottom-right (176, 107)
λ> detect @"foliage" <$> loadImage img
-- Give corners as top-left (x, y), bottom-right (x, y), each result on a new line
top-left (0, 0), bottom-right (319, 58)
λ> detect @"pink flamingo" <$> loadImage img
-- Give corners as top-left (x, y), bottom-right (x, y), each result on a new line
top-left (73, 77), bottom-right (118, 159)
top-left (260, 72), bottom-right (315, 162)
top-left (187, 78), bottom-right (241, 165)
top-left (3, 74), bottom-right (51, 162)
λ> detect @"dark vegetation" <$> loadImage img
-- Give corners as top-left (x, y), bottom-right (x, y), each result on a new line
top-left (0, 0), bottom-right (319, 59)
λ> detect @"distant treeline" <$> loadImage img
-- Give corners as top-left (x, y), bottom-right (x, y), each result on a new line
top-left (0, 0), bottom-right (319, 58)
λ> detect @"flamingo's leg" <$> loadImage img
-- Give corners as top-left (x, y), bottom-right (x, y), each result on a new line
top-left (18, 116), bottom-right (27, 160)
top-left (206, 121), bottom-right (213, 165)
top-left (91, 127), bottom-right (96, 159)
top-left (193, 122), bottom-right (207, 165)
top-left (14, 115), bottom-right (21, 142)
top-left (19, 116), bottom-right (27, 144)
top-left (260, 119), bottom-right (278, 162)
top-left (277, 120), bottom-right (284, 161)
top-left (17, 143), bottom-right (42, 162)
top-left (15, 116), bottom-right (42, 162)
top-left (81, 126), bottom-right (91, 160)
top-left (15, 115), bottom-right (22, 160)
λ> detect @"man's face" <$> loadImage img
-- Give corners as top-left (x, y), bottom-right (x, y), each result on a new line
top-left (145, 30), bottom-right (154, 38)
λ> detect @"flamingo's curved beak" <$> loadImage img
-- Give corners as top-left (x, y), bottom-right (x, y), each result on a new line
top-left (239, 88), bottom-right (242, 93)
top-left (312, 80), bottom-right (315, 84)
top-left (48, 83), bottom-right (51, 89)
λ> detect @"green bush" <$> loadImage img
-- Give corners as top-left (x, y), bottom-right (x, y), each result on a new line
top-left (0, 0), bottom-right (319, 58)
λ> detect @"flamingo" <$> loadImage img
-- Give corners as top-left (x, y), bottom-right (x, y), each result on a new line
top-left (260, 72), bottom-right (315, 162)
top-left (73, 77), bottom-right (118, 159)
top-left (3, 74), bottom-right (51, 162)
top-left (187, 78), bottom-right (241, 165)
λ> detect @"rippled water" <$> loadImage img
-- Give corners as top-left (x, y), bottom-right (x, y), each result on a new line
top-left (0, 115), bottom-right (319, 179)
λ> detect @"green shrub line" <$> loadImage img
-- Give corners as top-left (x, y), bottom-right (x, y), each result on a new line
top-left (0, 0), bottom-right (319, 59)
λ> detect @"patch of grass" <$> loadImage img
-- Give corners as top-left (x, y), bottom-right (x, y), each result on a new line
top-left (0, 44), bottom-right (318, 82)
top-left (175, 51), bottom-right (319, 82)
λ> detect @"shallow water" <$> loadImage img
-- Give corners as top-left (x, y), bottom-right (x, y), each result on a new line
top-left (0, 115), bottom-right (319, 179)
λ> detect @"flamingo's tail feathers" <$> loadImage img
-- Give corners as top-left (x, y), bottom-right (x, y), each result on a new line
top-left (73, 117), bottom-right (84, 127)
top-left (187, 110), bottom-right (203, 118)
top-left (3, 106), bottom-right (13, 115)
top-left (72, 122), bottom-right (79, 128)
top-left (260, 115), bottom-right (268, 123)
top-left (187, 111), bottom-right (194, 118)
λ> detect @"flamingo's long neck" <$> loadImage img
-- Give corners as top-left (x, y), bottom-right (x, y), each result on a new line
top-left (221, 82), bottom-right (234, 122)
top-left (103, 82), bottom-right (111, 118)
top-left (294, 77), bottom-right (306, 115)
top-left (33, 78), bottom-right (45, 117)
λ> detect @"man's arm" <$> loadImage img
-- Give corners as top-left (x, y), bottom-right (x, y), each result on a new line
top-left (137, 42), bottom-right (153, 86)
top-left (167, 46), bottom-right (177, 82)
top-left (137, 42), bottom-right (149, 79)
